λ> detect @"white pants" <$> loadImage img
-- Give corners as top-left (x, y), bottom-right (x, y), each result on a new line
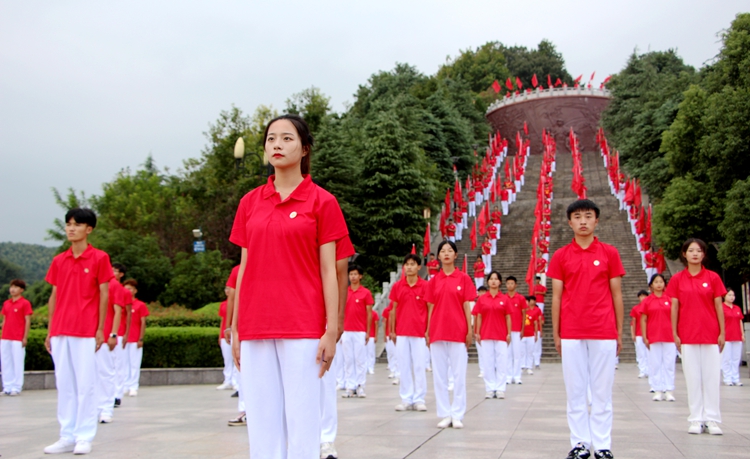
top-left (476, 192), bottom-right (483, 206)
top-left (241, 339), bottom-right (320, 459)
top-left (480, 340), bottom-right (507, 392)
top-left (506, 332), bottom-right (522, 382)
top-left (482, 254), bottom-right (492, 275)
top-left (648, 342), bottom-right (676, 392)
top-left (335, 341), bottom-right (344, 387)
top-left (124, 342), bottom-right (144, 391)
top-left (501, 201), bottom-right (508, 215)
top-left (475, 341), bottom-right (483, 373)
top-left (114, 336), bottom-right (127, 399)
top-left (342, 331), bottom-right (367, 390)
top-left (0, 339), bottom-right (25, 392)
top-left (455, 223), bottom-right (463, 241)
top-left (220, 339), bottom-right (236, 386)
top-left (320, 358), bottom-right (337, 443)
top-left (386, 339), bottom-right (399, 376)
top-left (430, 341), bottom-right (468, 420)
top-left (681, 344), bottom-right (721, 423)
top-left (397, 336), bottom-right (427, 405)
top-left (448, 236), bottom-right (455, 243)
top-left (722, 341), bottom-right (743, 385)
top-left (495, 223), bottom-right (501, 239)
top-left (561, 339), bottom-right (617, 451)
top-left (474, 277), bottom-right (484, 290)
top-left (469, 201), bottom-right (476, 217)
top-left (490, 239), bottom-right (497, 255)
top-left (635, 336), bottom-right (649, 375)
top-left (51, 336), bottom-right (98, 443)
top-left (645, 267), bottom-right (657, 284)
top-left (534, 336), bottom-right (542, 366)
top-left (367, 337), bottom-right (375, 372)
top-left (521, 336), bottom-right (535, 369)
top-left (95, 344), bottom-right (116, 418)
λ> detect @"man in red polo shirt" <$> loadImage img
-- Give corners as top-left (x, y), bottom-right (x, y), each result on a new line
top-left (504, 276), bottom-right (527, 384)
top-left (549, 199), bottom-right (625, 459)
top-left (341, 264), bottom-right (374, 398)
top-left (95, 269), bottom-right (126, 424)
top-left (44, 208), bottom-right (113, 455)
top-left (521, 296), bottom-right (540, 375)
top-left (630, 290), bottom-right (650, 379)
top-left (122, 279), bottom-right (149, 397)
top-left (111, 263), bottom-right (132, 408)
top-left (1, 279), bottom-right (32, 395)
top-left (446, 218), bottom-right (457, 243)
top-left (426, 253), bottom-right (439, 279)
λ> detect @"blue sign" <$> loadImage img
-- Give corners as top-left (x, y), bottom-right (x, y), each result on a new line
top-left (193, 241), bottom-right (206, 253)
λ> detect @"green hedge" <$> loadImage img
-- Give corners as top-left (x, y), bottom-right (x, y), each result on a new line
top-left (30, 309), bottom-right (221, 330)
top-left (23, 327), bottom-right (223, 371)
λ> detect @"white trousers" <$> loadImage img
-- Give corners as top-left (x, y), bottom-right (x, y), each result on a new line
top-left (51, 336), bottom-right (98, 443)
top-left (681, 344), bottom-right (721, 423)
top-left (367, 337), bottom-right (375, 372)
top-left (335, 341), bottom-right (344, 387)
top-left (561, 339), bottom-right (617, 451)
top-left (480, 340), bottom-right (507, 392)
top-left (320, 357), bottom-right (337, 443)
top-left (455, 223), bottom-right (463, 241)
top-left (495, 223), bottom-right (502, 239)
top-left (490, 239), bottom-right (497, 256)
top-left (241, 339), bottom-right (321, 459)
top-left (647, 342), bottom-right (676, 391)
top-left (722, 341), bottom-right (743, 385)
top-left (114, 336), bottom-right (127, 399)
top-left (482, 254), bottom-right (492, 275)
top-left (124, 343), bottom-right (144, 391)
top-left (397, 336), bottom-right (427, 405)
top-left (237, 367), bottom-right (245, 412)
top-left (469, 201), bottom-right (476, 217)
top-left (430, 341), bottom-right (468, 420)
top-left (95, 344), bottom-right (116, 418)
top-left (386, 340), bottom-right (398, 375)
top-left (506, 332), bottom-right (522, 382)
top-left (476, 341), bottom-right (484, 372)
top-left (635, 336), bottom-right (649, 375)
top-left (476, 192), bottom-right (483, 207)
top-left (220, 339), bottom-right (236, 386)
top-left (0, 339), bottom-right (25, 392)
top-left (448, 236), bottom-right (455, 243)
top-left (645, 268), bottom-right (657, 284)
top-left (501, 201), bottom-right (509, 215)
top-left (342, 331), bottom-right (367, 390)
top-left (474, 277), bottom-right (484, 290)
top-left (534, 336), bottom-right (542, 366)
top-left (521, 336), bottom-right (535, 369)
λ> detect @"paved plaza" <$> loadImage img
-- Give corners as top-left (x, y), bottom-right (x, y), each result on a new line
top-left (2, 362), bottom-right (749, 458)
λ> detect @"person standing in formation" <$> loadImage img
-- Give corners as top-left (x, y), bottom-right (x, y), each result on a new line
top-left (216, 287), bottom-right (237, 392)
top-left (667, 238), bottom-right (726, 435)
top-left (533, 276), bottom-right (547, 369)
top-left (425, 240), bottom-right (476, 429)
top-left (1, 279), bottom-right (32, 396)
top-left (453, 209), bottom-right (464, 242)
top-left (472, 286), bottom-right (488, 379)
top-left (549, 199), bottom-right (625, 459)
top-left (629, 290), bottom-right (650, 380)
top-left (382, 303), bottom-right (399, 384)
top-left (426, 253), bottom-right (439, 280)
top-left (481, 237), bottom-right (492, 275)
top-left (446, 218), bottom-right (457, 243)
top-left (521, 296), bottom-right (540, 375)
top-left (95, 266), bottom-right (126, 424)
top-left (389, 253), bottom-right (429, 412)
top-left (111, 263), bottom-right (132, 408)
top-left (121, 280), bottom-right (149, 397)
top-left (229, 114), bottom-right (347, 459)
top-left (640, 274), bottom-right (675, 402)
top-left (504, 276), bottom-right (527, 385)
top-left (223, 265), bottom-right (246, 426)
top-left (474, 271), bottom-right (511, 399)
top-left (44, 208), bottom-right (113, 455)
top-left (473, 255), bottom-right (486, 290)
top-left (488, 221), bottom-right (499, 256)
top-left (491, 205), bottom-right (502, 239)
top-left (721, 289), bottom-right (744, 387)
top-left (341, 264), bottom-right (374, 398)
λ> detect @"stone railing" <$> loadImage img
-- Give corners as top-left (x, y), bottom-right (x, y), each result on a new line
top-left (486, 86), bottom-right (612, 114)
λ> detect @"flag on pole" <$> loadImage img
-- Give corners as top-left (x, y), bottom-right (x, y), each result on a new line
top-left (505, 77), bottom-right (513, 91)
top-left (516, 77), bottom-right (523, 89)
top-left (589, 71), bottom-right (596, 82)
top-left (423, 223), bottom-right (430, 257)
top-left (532, 74), bottom-right (538, 88)
top-left (574, 74), bottom-right (582, 84)
top-left (492, 80), bottom-right (501, 93)
top-left (411, 243), bottom-right (416, 255)
top-left (523, 121), bottom-right (529, 136)
top-left (555, 78), bottom-right (562, 87)
top-left (462, 254), bottom-right (468, 274)
top-left (547, 74), bottom-right (552, 88)
top-left (470, 220), bottom-right (477, 250)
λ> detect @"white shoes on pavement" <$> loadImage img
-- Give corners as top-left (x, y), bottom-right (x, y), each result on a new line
top-left (44, 440), bottom-right (76, 454)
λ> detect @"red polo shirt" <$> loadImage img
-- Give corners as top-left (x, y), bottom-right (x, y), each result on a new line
top-left (642, 294), bottom-right (673, 343)
top-left (426, 260), bottom-right (440, 276)
top-left (446, 224), bottom-right (456, 236)
top-left (425, 269), bottom-right (477, 343)
top-left (534, 284), bottom-right (547, 303)
top-left (473, 261), bottom-right (485, 279)
top-left (666, 267), bottom-right (726, 345)
top-left (343, 285), bottom-right (374, 332)
top-left (629, 303), bottom-right (645, 337)
top-left (226, 265), bottom-right (240, 289)
top-left (382, 304), bottom-right (392, 335)
top-left (1, 297), bottom-right (32, 341)
top-left (491, 211), bottom-right (502, 225)
top-left (45, 244), bottom-right (114, 338)
top-left (481, 241), bottom-right (491, 255)
top-left (104, 278), bottom-right (126, 337)
top-left (724, 304), bottom-right (744, 342)
top-left (219, 300), bottom-right (229, 331)
top-left (117, 287), bottom-right (133, 337)
top-left (389, 277), bottom-right (428, 337)
top-left (336, 235), bottom-right (355, 260)
top-left (523, 307), bottom-right (541, 337)
top-left (474, 291), bottom-right (510, 340)
top-left (547, 237), bottom-right (626, 340)
top-left (488, 225), bottom-right (498, 240)
top-left (229, 175), bottom-right (348, 340)
top-left (127, 299), bottom-right (149, 342)
top-left (369, 310), bottom-right (379, 338)
top-left (506, 292), bottom-right (528, 332)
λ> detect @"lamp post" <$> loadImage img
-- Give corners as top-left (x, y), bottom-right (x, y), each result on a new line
top-left (192, 228), bottom-right (205, 253)
top-left (234, 138), bottom-right (245, 170)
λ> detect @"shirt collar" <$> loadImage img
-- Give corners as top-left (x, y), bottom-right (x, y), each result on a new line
top-left (261, 174), bottom-right (314, 202)
top-left (571, 236), bottom-right (599, 252)
top-left (62, 244), bottom-right (95, 260)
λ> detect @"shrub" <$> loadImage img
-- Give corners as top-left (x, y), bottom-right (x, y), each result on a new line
top-left (194, 302), bottom-right (221, 316)
top-left (26, 329), bottom-right (54, 371)
top-left (158, 250), bottom-right (233, 310)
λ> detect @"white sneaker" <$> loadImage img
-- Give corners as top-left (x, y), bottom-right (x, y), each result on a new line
top-left (724, 381), bottom-right (734, 386)
top-left (638, 373), bottom-right (646, 378)
top-left (367, 369), bottom-right (374, 375)
top-left (706, 421), bottom-right (723, 435)
top-left (451, 418), bottom-right (464, 429)
top-left (515, 379), bottom-right (523, 385)
top-left (652, 392), bottom-right (663, 401)
top-left (128, 389), bottom-right (138, 397)
top-left (356, 387), bottom-right (366, 398)
top-left (388, 372), bottom-right (395, 379)
top-left (527, 369), bottom-right (534, 375)
top-left (426, 367), bottom-right (432, 372)
top-left (392, 378), bottom-right (400, 385)
top-left (737, 381), bottom-right (744, 386)
top-left (496, 391), bottom-right (505, 399)
top-left (341, 390), bottom-right (354, 398)
top-left (44, 439), bottom-right (76, 454)
top-left (99, 415), bottom-right (113, 423)
top-left (437, 417), bottom-right (452, 428)
top-left (478, 372), bottom-right (484, 378)
top-left (216, 382), bottom-right (232, 390)
top-left (665, 391), bottom-right (675, 402)
top-left (688, 422), bottom-right (703, 434)
top-left (320, 441), bottom-right (338, 459)
top-left (9, 390), bottom-right (20, 396)
top-left (336, 384), bottom-right (344, 390)
top-left (485, 391), bottom-right (493, 399)
top-left (414, 403), bottom-right (427, 411)
top-left (395, 403), bottom-right (410, 411)
top-left (73, 441), bottom-right (92, 455)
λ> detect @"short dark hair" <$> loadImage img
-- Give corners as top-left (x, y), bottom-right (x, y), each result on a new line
top-left (263, 114), bottom-right (314, 175)
top-left (112, 263), bottom-right (127, 275)
top-left (403, 254), bottom-right (421, 265)
top-left (526, 295), bottom-right (536, 302)
top-left (506, 276), bottom-right (517, 283)
top-left (679, 238), bottom-right (709, 266)
top-left (637, 289), bottom-right (649, 297)
top-left (477, 286), bottom-right (488, 293)
top-left (9, 279), bottom-right (26, 290)
top-left (348, 264), bottom-right (364, 275)
top-left (535, 275), bottom-right (541, 280)
top-left (648, 274), bottom-right (666, 287)
top-left (65, 208), bottom-right (97, 228)
top-left (566, 199), bottom-right (600, 219)
top-left (429, 252), bottom-right (435, 256)
top-left (123, 279), bottom-right (138, 288)
top-left (437, 240), bottom-right (457, 255)
top-left (487, 271), bottom-right (502, 283)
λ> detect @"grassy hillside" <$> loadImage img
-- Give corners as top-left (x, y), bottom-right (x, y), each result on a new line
top-left (0, 242), bottom-right (57, 283)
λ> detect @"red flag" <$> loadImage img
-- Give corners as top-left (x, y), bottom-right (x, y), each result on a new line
top-left (589, 71), bottom-right (596, 82)
top-left (532, 74), bottom-right (538, 88)
top-left (439, 210), bottom-right (446, 237)
top-left (523, 121), bottom-right (529, 136)
top-left (454, 178), bottom-right (461, 204)
top-left (462, 254), bottom-right (468, 274)
top-left (469, 220), bottom-right (477, 250)
top-left (492, 80), bottom-right (501, 93)
top-left (516, 77), bottom-right (522, 89)
top-left (444, 188), bottom-right (451, 212)
top-left (411, 243), bottom-right (416, 255)
top-left (478, 204), bottom-right (488, 235)
top-left (547, 74), bottom-right (552, 88)
top-left (602, 75), bottom-right (611, 85)
top-left (554, 78), bottom-right (562, 87)
top-left (423, 223), bottom-right (431, 257)
top-left (505, 77), bottom-right (513, 91)
top-left (574, 74), bottom-right (582, 83)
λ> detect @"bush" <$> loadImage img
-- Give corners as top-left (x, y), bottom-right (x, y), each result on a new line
top-left (146, 303), bottom-right (220, 327)
top-left (158, 251), bottom-right (233, 310)
top-left (194, 302), bottom-right (221, 316)
top-left (23, 327), bottom-right (224, 371)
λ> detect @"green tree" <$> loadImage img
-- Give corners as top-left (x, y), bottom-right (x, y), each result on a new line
top-left (158, 250), bottom-right (233, 310)
top-left (0, 243), bottom-right (56, 283)
top-left (718, 177), bottom-right (750, 275)
top-left (285, 86), bottom-right (332, 137)
top-left (46, 188), bottom-right (91, 244)
top-left (0, 258), bottom-right (24, 285)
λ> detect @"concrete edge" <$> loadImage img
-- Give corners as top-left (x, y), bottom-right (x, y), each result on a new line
top-left (9, 368), bottom-right (224, 391)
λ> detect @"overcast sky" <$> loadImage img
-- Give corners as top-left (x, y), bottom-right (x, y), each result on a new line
top-left (1, 1), bottom-right (745, 246)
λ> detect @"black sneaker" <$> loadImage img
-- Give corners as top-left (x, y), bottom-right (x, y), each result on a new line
top-left (594, 450), bottom-right (614, 459)
top-left (114, 398), bottom-right (121, 407)
top-left (566, 443), bottom-right (591, 459)
top-left (231, 391), bottom-right (239, 398)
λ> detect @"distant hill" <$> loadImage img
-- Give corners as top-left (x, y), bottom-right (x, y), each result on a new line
top-left (0, 242), bottom-right (58, 283)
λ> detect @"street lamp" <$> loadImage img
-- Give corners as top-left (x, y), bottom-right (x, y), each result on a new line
top-left (234, 138), bottom-right (245, 170)
top-left (423, 208), bottom-right (431, 219)
top-left (192, 228), bottom-right (205, 253)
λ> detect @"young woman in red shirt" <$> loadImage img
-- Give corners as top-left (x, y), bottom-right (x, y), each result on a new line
top-left (721, 289), bottom-right (744, 386)
top-left (640, 274), bottom-right (675, 402)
